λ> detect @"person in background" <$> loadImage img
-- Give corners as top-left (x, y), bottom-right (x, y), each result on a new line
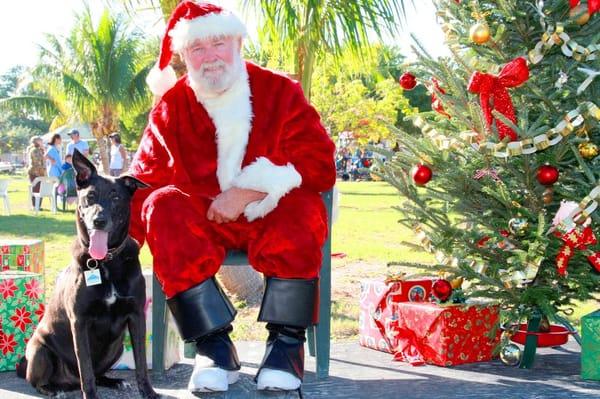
top-left (26, 136), bottom-right (46, 209)
top-left (108, 133), bottom-right (127, 176)
top-left (61, 154), bottom-right (73, 171)
top-left (45, 133), bottom-right (63, 179)
top-left (65, 129), bottom-right (89, 157)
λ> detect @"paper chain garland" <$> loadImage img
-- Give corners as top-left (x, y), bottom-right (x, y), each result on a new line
top-left (529, 23), bottom-right (599, 65)
top-left (472, 101), bottom-right (600, 158)
top-left (412, 101), bottom-right (600, 158)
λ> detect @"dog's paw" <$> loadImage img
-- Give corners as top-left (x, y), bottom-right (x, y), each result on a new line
top-left (49, 392), bottom-right (67, 399)
top-left (97, 376), bottom-right (132, 390)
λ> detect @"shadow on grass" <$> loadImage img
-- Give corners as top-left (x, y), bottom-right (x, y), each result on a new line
top-left (0, 214), bottom-right (76, 237)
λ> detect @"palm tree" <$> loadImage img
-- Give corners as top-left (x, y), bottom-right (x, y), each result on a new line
top-left (0, 8), bottom-right (151, 171)
top-left (241, 0), bottom-right (409, 99)
top-left (121, 1), bottom-right (409, 99)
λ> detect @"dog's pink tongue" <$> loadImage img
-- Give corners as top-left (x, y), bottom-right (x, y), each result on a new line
top-left (89, 230), bottom-right (108, 260)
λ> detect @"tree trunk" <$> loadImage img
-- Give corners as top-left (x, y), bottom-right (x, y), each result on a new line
top-left (217, 265), bottom-right (264, 305)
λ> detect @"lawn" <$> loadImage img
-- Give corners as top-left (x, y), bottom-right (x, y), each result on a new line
top-left (0, 173), bottom-right (594, 342)
top-left (0, 174), bottom-right (427, 341)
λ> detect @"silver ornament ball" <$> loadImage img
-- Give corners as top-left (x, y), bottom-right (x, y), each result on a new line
top-left (500, 343), bottom-right (522, 366)
top-left (508, 218), bottom-right (529, 237)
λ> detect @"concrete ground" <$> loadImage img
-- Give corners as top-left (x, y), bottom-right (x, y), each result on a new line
top-left (1, 339), bottom-right (599, 399)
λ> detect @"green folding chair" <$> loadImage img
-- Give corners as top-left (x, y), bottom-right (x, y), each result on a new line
top-left (151, 190), bottom-right (333, 379)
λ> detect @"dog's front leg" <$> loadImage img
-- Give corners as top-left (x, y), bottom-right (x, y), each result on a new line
top-left (128, 311), bottom-right (159, 399)
top-left (70, 318), bottom-right (99, 399)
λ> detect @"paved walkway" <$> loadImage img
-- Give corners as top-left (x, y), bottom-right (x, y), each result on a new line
top-left (1, 340), bottom-right (599, 398)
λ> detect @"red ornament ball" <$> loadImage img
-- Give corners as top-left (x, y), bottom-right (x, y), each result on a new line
top-left (536, 165), bottom-right (559, 186)
top-left (432, 279), bottom-right (453, 302)
top-left (411, 164), bottom-right (432, 185)
top-left (399, 72), bottom-right (417, 90)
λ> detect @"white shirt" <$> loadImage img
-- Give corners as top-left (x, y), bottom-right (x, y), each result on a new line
top-left (109, 144), bottom-right (123, 169)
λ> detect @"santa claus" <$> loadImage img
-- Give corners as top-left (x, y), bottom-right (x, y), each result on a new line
top-left (129, 0), bottom-right (336, 394)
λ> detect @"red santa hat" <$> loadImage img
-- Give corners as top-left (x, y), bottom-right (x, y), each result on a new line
top-left (146, 1), bottom-right (247, 96)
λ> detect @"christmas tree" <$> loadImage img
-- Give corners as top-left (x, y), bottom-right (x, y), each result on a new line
top-left (381, 0), bottom-right (600, 334)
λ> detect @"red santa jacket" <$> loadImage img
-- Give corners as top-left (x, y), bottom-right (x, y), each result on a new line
top-left (129, 61), bottom-right (336, 245)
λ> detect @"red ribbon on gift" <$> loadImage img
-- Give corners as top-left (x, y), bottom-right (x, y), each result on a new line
top-left (570, 0), bottom-right (600, 14)
top-left (372, 286), bottom-right (440, 366)
top-left (467, 57), bottom-right (529, 141)
top-left (556, 227), bottom-right (597, 276)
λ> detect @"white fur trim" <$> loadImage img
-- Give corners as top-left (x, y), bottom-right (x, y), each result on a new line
top-left (169, 11), bottom-right (247, 52)
top-left (146, 63), bottom-right (177, 96)
top-left (232, 157), bottom-right (302, 221)
top-left (189, 64), bottom-right (253, 192)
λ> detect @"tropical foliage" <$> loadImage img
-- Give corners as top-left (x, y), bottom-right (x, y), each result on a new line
top-left (0, 7), bottom-right (153, 169)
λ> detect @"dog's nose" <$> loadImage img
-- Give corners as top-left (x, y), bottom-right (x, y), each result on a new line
top-left (93, 217), bottom-right (107, 229)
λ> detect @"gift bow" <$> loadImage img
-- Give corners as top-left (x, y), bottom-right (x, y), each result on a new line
top-left (556, 226), bottom-right (599, 276)
top-left (468, 57), bottom-right (529, 141)
top-left (569, 0), bottom-right (600, 15)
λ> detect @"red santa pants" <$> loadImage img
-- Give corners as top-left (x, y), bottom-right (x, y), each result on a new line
top-left (142, 185), bottom-right (327, 298)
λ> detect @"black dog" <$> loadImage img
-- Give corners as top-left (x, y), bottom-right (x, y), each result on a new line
top-left (17, 149), bottom-right (159, 399)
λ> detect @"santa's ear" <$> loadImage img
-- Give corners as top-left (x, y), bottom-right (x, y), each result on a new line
top-left (119, 175), bottom-right (150, 195)
top-left (72, 149), bottom-right (97, 188)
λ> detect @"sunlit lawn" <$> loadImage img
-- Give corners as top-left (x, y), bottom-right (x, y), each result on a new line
top-left (0, 173), bottom-right (593, 341)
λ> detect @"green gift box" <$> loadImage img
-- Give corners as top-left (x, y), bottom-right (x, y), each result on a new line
top-left (582, 310), bottom-right (600, 380)
top-left (0, 239), bottom-right (44, 274)
top-left (0, 272), bottom-right (45, 372)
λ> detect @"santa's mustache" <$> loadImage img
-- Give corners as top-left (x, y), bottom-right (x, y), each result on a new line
top-left (200, 60), bottom-right (227, 75)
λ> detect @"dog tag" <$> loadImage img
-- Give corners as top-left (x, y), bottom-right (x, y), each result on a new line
top-left (84, 269), bottom-right (102, 286)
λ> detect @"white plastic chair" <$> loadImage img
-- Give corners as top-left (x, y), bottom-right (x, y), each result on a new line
top-left (0, 180), bottom-right (10, 215)
top-left (30, 177), bottom-right (58, 214)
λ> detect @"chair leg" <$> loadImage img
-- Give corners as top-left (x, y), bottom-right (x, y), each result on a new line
top-left (152, 274), bottom-right (167, 373)
top-left (307, 325), bottom-right (316, 357)
top-left (34, 197), bottom-right (40, 214)
top-left (315, 264), bottom-right (331, 379)
top-left (3, 197), bottom-right (9, 215)
top-left (51, 196), bottom-right (56, 214)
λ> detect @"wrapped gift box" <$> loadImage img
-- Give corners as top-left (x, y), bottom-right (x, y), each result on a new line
top-left (0, 272), bottom-right (44, 371)
top-left (581, 310), bottom-right (600, 380)
top-left (0, 240), bottom-right (44, 274)
top-left (359, 279), bottom-right (433, 353)
top-left (112, 271), bottom-right (180, 370)
top-left (388, 302), bottom-right (500, 366)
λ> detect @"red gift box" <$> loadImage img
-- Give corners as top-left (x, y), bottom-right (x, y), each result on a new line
top-left (359, 279), bottom-right (433, 353)
top-left (385, 302), bottom-right (500, 366)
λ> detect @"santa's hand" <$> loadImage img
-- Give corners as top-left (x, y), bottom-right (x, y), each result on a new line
top-left (207, 187), bottom-right (267, 224)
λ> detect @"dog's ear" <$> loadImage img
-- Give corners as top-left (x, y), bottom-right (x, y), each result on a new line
top-left (119, 175), bottom-right (150, 195)
top-left (72, 149), bottom-right (97, 188)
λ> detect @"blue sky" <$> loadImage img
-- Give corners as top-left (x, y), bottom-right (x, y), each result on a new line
top-left (0, 0), bottom-right (448, 76)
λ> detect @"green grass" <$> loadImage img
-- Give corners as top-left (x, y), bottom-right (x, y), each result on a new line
top-left (1, 174), bottom-right (594, 342)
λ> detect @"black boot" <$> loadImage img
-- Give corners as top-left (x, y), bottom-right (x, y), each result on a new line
top-left (255, 277), bottom-right (319, 387)
top-left (167, 277), bottom-right (237, 342)
top-left (168, 278), bottom-right (240, 392)
top-left (195, 324), bottom-right (240, 371)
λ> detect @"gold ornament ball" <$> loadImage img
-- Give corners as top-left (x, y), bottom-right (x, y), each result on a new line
top-left (569, 4), bottom-right (591, 25)
top-left (578, 142), bottom-right (599, 159)
top-left (508, 218), bottom-right (529, 237)
top-left (500, 343), bottom-right (522, 366)
top-left (469, 23), bottom-right (491, 44)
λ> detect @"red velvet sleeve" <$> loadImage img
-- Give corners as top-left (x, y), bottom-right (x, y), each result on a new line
top-left (280, 82), bottom-right (337, 193)
top-left (128, 102), bottom-right (174, 246)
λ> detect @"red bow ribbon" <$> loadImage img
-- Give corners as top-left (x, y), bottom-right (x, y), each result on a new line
top-left (556, 227), bottom-right (598, 276)
top-left (569, 0), bottom-right (600, 14)
top-left (431, 78), bottom-right (451, 119)
top-left (467, 57), bottom-right (529, 141)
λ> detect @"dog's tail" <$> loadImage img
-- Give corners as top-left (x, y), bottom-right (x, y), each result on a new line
top-left (15, 356), bottom-right (27, 379)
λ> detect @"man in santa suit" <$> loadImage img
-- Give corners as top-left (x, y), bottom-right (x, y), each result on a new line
top-left (129, 1), bottom-right (336, 394)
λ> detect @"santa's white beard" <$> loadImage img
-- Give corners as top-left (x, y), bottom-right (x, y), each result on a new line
top-left (188, 54), bottom-right (244, 96)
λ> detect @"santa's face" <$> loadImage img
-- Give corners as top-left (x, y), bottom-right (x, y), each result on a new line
top-left (183, 35), bottom-right (243, 95)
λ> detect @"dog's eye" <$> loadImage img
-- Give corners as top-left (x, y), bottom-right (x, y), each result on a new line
top-left (86, 193), bottom-right (96, 203)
